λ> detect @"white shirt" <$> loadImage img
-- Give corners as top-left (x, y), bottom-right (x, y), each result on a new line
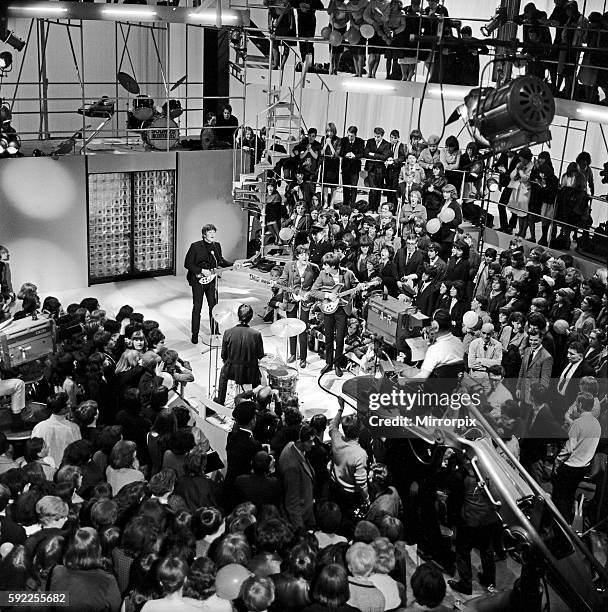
top-left (487, 383), bottom-right (513, 417)
top-left (418, 333), bottom-right (464, 378)
top-left (557, 361), bottom-right (579, 395)
top-left (559, 412), bottom-right (601, 468)
top-left (31, 414), bottom-right (81, 467)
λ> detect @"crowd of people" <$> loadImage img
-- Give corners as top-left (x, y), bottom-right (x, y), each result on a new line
top-left (259, 0), bottom-right (608, 101)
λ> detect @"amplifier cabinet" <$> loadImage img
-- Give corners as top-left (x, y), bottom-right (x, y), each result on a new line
top-left (366, 295), bottom-right (429, 347)
top-left (0, 317), bottom-right (56, 368)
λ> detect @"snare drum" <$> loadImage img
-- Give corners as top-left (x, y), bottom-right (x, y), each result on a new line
top-left (162, 99), bottom-right (183, 120)
top-left (145, 116), bottom-right (180, 150)
top-left (268, 366), bottom-right (298, 403)
top-left (132, 94), bottom-right (155, 122)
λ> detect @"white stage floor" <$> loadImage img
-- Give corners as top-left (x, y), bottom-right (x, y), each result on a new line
top-left (52, 269), bottom-right (350, 420)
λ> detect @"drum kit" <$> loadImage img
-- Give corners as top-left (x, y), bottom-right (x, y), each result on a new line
top-left (118, 71), bottom-right (182, 150)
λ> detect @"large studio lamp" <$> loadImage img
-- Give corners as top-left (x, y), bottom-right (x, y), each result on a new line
top-left (457, 76), bottom-right (555, 153)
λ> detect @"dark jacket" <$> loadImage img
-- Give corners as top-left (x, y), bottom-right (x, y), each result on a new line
top-left (220, 323), bottom-right (264, 385)
top-left (225, 427), bottom-right (262, 485)
top-left (416, 280), bottom-right (438, 317)
top-left (234, 473), bottom-right (282, 508)
top-left (339, 136), bottom-right (365, 175)
top-left (395, 248), bottom-right (425, 281)
top-left (364, 138), bottom-right (391, 173)
top-left (174, 474), bottom-right (220, 512)
top-left (278, 441), bottom-right (316, 529)
top-left (309, 240), bottom-right (334, 268)
top-left (278, 261), bottom-right (319, 311)
top-left (184, 240), bottom-right (231, 286)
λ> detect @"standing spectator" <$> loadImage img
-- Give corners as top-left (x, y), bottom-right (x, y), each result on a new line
top-left (364, 128), bottom-right (391, 212)
top-left (507, 148), bottom-right (535, 238)
top-left (267, 0), bottom-right (296, 71)
top-left (384, 130), bottom-right (406, 207)
top-left (303, 563), bottom-right (360, 612)
top-left (225, 401), bottom-right (262, 487)
top-left (235, 450), bottom-right (282, 510)
top-left (215, 104), bottom-right (239, 147)
top-left (345, 542), bottom-right (386, 612)
top-left (31, 392), bottom-right (81, 468)
top-left (175, 445), bottom-right (220, 513)
top-left (329, 404), bottom-right (369, 531)
top-left (556, 1), bottom-right (588, 98)
top-left (552, 393), bottom-right (601, 523)
top-left (417, 135), bottom-right (441, 175)
top-left (553, 341), bottom-right (595, 412)
top-left (278, 425), bottom-right (316, 531)
top-left (294, 0), bottom-right (324, 70)
top-left (321, 123), bottom-right (341, 206)
top-left (340, 127), bottom-right (365, 208)
top-left (516, 329), bottom-right (553, 407)
top-left (106, 440), bottom-right (145, 496)
top-left (467, 323), bottom-right (504, 393)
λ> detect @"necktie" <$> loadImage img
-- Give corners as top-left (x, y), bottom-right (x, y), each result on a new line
top-left (527, 349), bottom-right (537, 370)
top-left (394, 143), bottom-right (398, 159)
top-left (558, 363), bottom-right (574, 394)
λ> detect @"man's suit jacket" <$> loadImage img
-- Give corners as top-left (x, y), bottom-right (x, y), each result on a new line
top-left (278, 261), bottom-right (319, 312)
top-left (378, 260), bottom-right (399, 298)
top-left (446, 257), bottom-right (472, 283)
top-left (554, 359), bottom-right (596, 410)
top-left (234, 473), bottom-right (282, 508)
top-left (416, 281), bottom-right (438, 317)
top-left (395, 248), bottom-right (425, 280)
top-left (520, 404), bottom-right (565, 467)
top-left (426, 257), bottom-right (447, 282)
top-left (309, 240), bottom-right (334, 267)
top-left (226, 427), bottom-right (262, 485)
top-left (310, 268), bottom-right (359, 315)
top-left (221, 324), bottom-right (264, 385)
top-left (517, 346), bottom-right (553, 405)
top-left (364, 138), bottom-right (391, 173)
top-left (278, 441), bottom-right (315, 529)
top-left (184, 240), bottom-right (231, 286)
top-left (339, 137), bottom-right (365, 175)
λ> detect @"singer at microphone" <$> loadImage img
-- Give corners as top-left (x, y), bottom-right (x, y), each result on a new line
top-left (184, 223), bottom-right (233, 343)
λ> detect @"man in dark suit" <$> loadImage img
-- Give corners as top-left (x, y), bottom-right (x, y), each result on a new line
top-left (277, 244), bottom-right (319, 368)
top-left (339, 126), bottom-right (365, 208)
top-left (216, 305), bottom-right (264, 406)
top-left (416, 264), bottom-right (439, 317)
top-left (395, 233), bottom-right (425, 285)
top-left (364, 127), bottom-right (391, 212)
top-left (310, 253), bottom-right (360, 377)
top-left (278, 424), bottom-right (316, 530)
top-left (234, 450), bottom-right (282, 508)
top-left (308, 226), bottom-right (333, 268)
top-left (184, 224), bottom-right (233, 343)
top-left (385, 129), bottom-right (407, 206)
top-left (285, 169), bottom-right (315, 210)
top-left (225, 401), bottom-right (262, 488)
top-left (426, 242), bottom-right (447, 282)
top-left (295, 127), bottom-right (322, 180)
top-left (553, 341), bottom-right (595, 417)
top-left (516, 330), bottom-right (553, 406)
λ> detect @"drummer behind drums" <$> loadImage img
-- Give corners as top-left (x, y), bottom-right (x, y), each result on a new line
top-left (309, 252), bottom-right (359, 378)
top-left (215, 304), bottom-right (265, 406)
top-left (277, 244), bottom-right (319, 369)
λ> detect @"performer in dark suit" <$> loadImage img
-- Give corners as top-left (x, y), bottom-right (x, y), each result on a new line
top-left (277, 245), bottom-right (319, 368)
top-left (225, 401), bottom-right (262, 487)
top-left (385, 130), bottom-right (407, 206)
top-left (184, 224), bottom-right (233, 343)
top-left (339, 126), bottom-right (365, 207)
top-left (216, 305), bottom-right (265, 405)
top-left (364, 127), bottom-right (391, 212)
top-left (310, 253), bottom-right (360, 377)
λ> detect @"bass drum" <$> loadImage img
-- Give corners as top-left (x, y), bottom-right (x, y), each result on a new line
top-left (144, 116), bottom-right (180, 150)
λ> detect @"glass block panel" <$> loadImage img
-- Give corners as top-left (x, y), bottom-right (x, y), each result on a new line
top-left (88, 173), bottom-right (132, 280)
top-left (133, 170), bottom-right (175, 273)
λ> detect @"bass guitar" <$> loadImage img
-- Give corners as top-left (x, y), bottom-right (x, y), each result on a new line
top-left (199, 260), bottom-right (252, 285)
top-left (317, 279), bottom-right (381, 314)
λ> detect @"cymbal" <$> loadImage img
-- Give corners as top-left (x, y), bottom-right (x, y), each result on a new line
top-left (271, 318), bottom-right (306, 338)
top-left (117, 71), bottom-right (140, 95)
top-left (211, 303), bottom-right (238, 328)
top-left (259, 353), bottom-right (285, 369)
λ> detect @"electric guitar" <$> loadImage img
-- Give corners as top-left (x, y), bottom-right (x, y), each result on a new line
top-left (199, 260), bottom-right (252, 285)
top-left (317, 279), bottom-right (381, 314)
top-left (248, 272), bottom-right (311, 303)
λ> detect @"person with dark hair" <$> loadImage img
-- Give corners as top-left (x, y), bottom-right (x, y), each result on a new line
top-left (138, 351), bottom-right (169, 421)
top-left (184, 224), bottom-right (234, 344)
top-left (31, 392), bottom-right (81, 468)
top-left (215, 304), bottom-right (264, 406)
top-left (175, 445), bottom-right (220, 512)
top-left (278, 424), bottom-right (316, 530)
top-left (162, 430), bottom-right (195, 477)
top-left (553, 340), bottom-right (595, 410)
top-left (271, 542), bottom-right (316, 610)
top-left (303, 563), bottom-right (358, 612)
top-left (328, 403), bottom-right (368, 532)
top-left (106, 440), bottom-right (145, 496)
top-left (339, 127), bottom-right (365, 208)
top-left (225, 402), bottom-right (263, 490)
top-left (0, 483), bottom-right (26, 546)
top-left (363, 128), bottom-right (391, 213)
top-left (234, 450), bottom-right (281, 510)
top-left (410, 562), bottom-right (449, 610)
top-left (309, 253), bottom-right (360, 377)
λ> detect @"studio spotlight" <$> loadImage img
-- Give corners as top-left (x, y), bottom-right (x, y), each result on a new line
top-left (459, 76), bottom-right (555, 153)
top-left (0, 51), bottom-right (12, 71)
top-left (0, 29), bottom-right (25, 52)
top-left (481, 6), bottom-right (508, 37)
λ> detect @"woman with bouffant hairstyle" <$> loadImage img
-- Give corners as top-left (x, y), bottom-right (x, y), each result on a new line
top-left (50, 528), bottom-right (121, 611)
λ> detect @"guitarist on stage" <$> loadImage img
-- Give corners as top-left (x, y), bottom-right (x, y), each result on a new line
top-left (277, 244), bottom-right (319, 369)
top-left (185, 224), bottom-right (233, 343)
top-left (310, 253), bottom-right (360, 377)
